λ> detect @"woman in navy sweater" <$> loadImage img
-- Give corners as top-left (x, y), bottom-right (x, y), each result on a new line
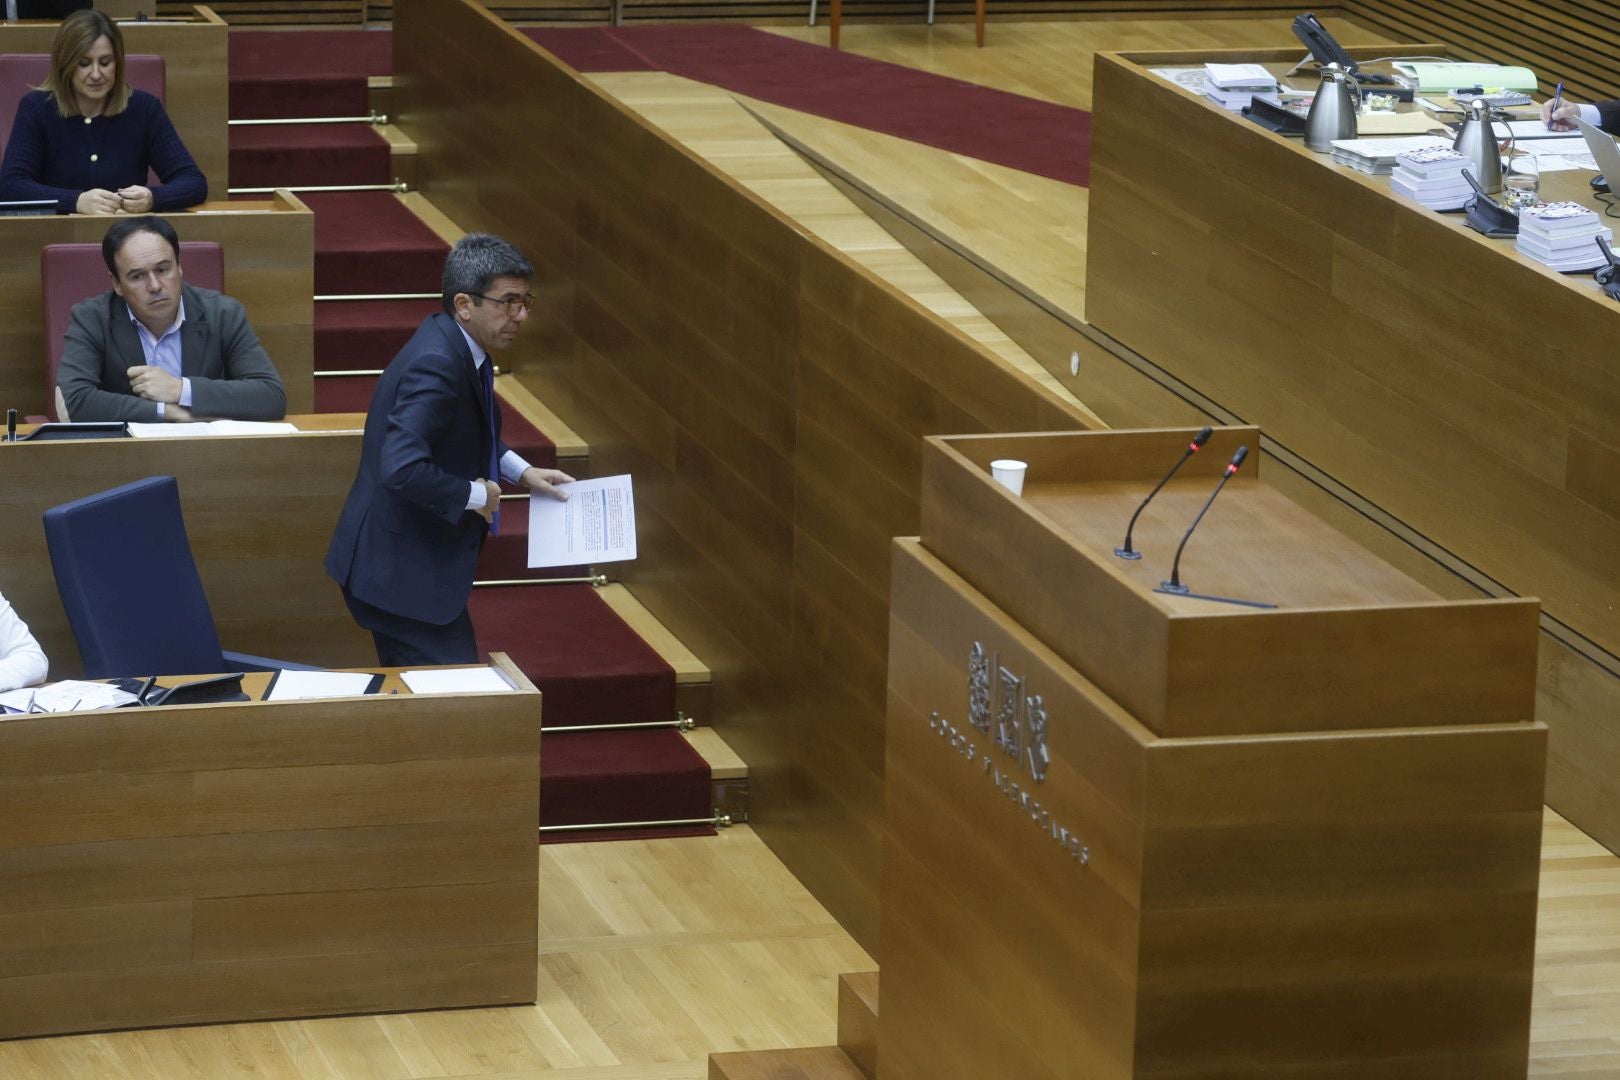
top-left (0, 10), bottom-right (206, 214)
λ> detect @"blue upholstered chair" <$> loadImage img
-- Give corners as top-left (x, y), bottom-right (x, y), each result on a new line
top-left (44, 475), bottom-right (313, 678)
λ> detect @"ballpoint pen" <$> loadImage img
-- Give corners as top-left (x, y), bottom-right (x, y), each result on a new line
top-left (1551, 79), bottom-right (1565, 121)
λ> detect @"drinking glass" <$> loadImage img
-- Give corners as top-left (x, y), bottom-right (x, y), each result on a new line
top-left (1504, 156), bottom-right (1541, 211)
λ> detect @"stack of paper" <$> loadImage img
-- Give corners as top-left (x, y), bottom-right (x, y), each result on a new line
top-left (127, 420), bottom-right (299, 439)
top-left (1391, 62), bottom-right (1538, 94)
top-left (1515, 202), bottom-right (1613, 272)
top-left (1203, 62), bottom-right (1278, 112)
top-left (1328, 136), bottom-right (1451, 175)
top-left (1389, 146), bottom-right (1474, 209)
top-left (0, 680), bottom-right (137, 714)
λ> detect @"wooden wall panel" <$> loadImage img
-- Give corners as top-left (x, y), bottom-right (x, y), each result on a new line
top-left (394, 0), bottom-right (1095, 951)
top-left (158, 0), bottom-right (363, 22)
top-left (363, 0), bottom-right (1316, 28)
top-left (0, 423), bottom-right (373, 676)
top-left (1345, 0), bottom-right (1620, 105)
top-left (0, 687), bottom-right (540, 1039)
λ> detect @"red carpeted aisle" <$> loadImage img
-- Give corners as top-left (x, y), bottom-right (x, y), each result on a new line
top-left (232, 28), bottom-right (712, 840)
top-left (229, 28), bottom-right (394, 118)
top-left (525, 25), bottom-right (1092, 186)
top-left (230, 123), bottom-right (391, 189)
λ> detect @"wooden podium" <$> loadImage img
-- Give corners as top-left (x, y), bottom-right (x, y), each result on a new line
top-left (881, 427), bottom-right (1547, 1078)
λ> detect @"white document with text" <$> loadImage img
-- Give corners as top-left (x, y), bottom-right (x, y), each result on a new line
top-left (527, 474), bottom-right (637, 568)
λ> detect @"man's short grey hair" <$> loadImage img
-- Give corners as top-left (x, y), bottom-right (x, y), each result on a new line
top-left (441, 233), bottom-right (534, 316)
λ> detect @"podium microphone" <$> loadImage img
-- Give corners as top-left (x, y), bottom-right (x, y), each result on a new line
top-left (1115, 426), bottom-right (1213, 560)
top-left (1160, 445), bottom-right (1248, 595)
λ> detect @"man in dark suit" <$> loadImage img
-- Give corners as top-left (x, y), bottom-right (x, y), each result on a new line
top-left (325, 233), bottom-right (573, 666)
top-left (56, 216), bottom-right (287, 422)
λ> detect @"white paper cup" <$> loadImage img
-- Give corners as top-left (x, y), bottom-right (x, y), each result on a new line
top-left (990, 459), bottom-right (1027, 496)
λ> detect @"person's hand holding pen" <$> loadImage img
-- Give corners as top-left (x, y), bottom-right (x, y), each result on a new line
top-left (1542, 79), bottom-right (1579, 130)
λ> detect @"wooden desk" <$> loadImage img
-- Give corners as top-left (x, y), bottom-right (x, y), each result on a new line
top-left (0, 652), bottom-right (540, 1040)
top-left (0, 414), bottom-right (371, 674)
top-left (1085, 45), bottom-right (1620, 851)
top-left (0, 5), bottom-right (228, 192)
top-left (0, 192), bottom-right (315, 416)
top-left (881, 428), bottom-right (1544, 1078)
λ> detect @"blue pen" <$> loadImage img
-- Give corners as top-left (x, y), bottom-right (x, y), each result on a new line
top-left (1551, 79), bottom-right (1564, 121)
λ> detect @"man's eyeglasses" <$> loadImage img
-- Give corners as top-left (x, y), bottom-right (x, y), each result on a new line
top-left (473, 292), bottom-right (537, 316)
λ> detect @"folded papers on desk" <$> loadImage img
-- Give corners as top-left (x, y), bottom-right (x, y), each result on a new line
top-left (1203, 62), bottom-right (1277, 113)
top-left (263, 669), bottom-right (382, 701)
top-left (128, 421), bottom-right (300, 438)
top-left (1329, 136), bottom-right (1449, 174)
top-left (1391, 62), bottom-right (1538, 93)
top-left (0, 680), bottom-right (137, 714)
top-left (401, 666), bottom-right (515, 694)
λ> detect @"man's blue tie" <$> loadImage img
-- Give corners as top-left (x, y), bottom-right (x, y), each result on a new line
top-left (480, 360), bottom-right (500, 536)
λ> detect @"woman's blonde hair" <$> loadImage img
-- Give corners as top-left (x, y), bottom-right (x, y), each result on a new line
top-left (40, 10), bottom-right (130, 119)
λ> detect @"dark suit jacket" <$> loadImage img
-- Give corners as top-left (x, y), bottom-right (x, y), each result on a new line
top-left (1600, 100), bottom-right (1620, 135)
top-left (56, 282), bottom-right (287, 422)
top-left (325, 312), bottom-right (507, 626)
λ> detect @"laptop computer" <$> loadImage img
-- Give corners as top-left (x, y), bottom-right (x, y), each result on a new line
top-left (1574, 116), bottom-right (1620, 193)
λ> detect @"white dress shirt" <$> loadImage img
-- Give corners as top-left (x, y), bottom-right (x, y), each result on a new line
top-left (457, 324), bottom-right (531, 511)
top-left (127, 298), bottom-right (193, 420)
top-left (0, 590), bottom-right (48, 693)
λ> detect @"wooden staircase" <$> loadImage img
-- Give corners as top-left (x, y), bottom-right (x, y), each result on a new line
top-left (709, 972), bottom-right (878, 1079)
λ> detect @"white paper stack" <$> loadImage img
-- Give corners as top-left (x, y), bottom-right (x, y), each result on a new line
top-left (1515, 202), bottom-right (1613, 272)
top-left (1389, 146), bottom-right (1474, 210)
top-left (1203, 62), bottom-right (1279, 112)
top-left (1328, 136), bottom-right (1451, 174)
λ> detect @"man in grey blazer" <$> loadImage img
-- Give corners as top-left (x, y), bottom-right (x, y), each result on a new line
top-left (56, 216), bottom-right (286, 423)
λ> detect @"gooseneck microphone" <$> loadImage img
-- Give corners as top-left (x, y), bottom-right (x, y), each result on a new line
top-left (1115, 426), bottom-right (1213, 560)
top-left (1160, 445), bottom-right (1248, 595)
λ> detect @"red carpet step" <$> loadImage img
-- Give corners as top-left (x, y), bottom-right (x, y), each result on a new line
top-left (541, 729), bottom-right (712, 830)
top-left (316, 298), bottom-right (441, 372)
top-left (472, 584), bottom-right (672, 728)
top-left (229, 123), bottom-right (392, 189)
top-left (525, 25), bottom-right (1092, 186)
top-left (303, 191), bottom-right (448, 295)
top-left (229, 28), bottom-right (394, 120)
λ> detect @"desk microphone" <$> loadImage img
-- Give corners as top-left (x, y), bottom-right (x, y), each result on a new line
top-left (1161, 445), bottom-right (1248, 595)
top-left (1597, 237), bottom-right (1620, 300)
top-left (5, 409), bottom-right (14, 443)
top-left (1115, 426), bottom-right (1213, 560)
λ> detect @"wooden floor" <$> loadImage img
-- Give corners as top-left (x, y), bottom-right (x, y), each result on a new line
top-left (0, 826), bottom-right (874, 1078)
top-left (0, 811), bottom-right (1612, 1076)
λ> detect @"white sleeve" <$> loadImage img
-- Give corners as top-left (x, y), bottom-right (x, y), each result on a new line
top-left (0, 593), bottom-right (48, 693)
top-left (1578, 103), bottom-right (1601, 126)
top-left (500, 449), bottom-right (532, 484)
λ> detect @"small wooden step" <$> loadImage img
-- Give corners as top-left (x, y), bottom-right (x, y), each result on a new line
top-left (709, 1047), bottom-right (867, 1080)
top-left (376, 122), bottom-right (417, 188)
top-left (685, 726), bottom-right (748, 824)
top-left (837, 972), bottom-right (878, 1079)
